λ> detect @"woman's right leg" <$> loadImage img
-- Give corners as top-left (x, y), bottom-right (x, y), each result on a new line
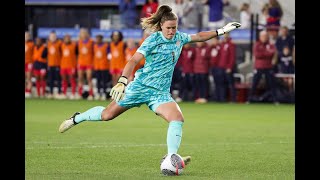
top-left (59, 101), bottom-right (129, 133)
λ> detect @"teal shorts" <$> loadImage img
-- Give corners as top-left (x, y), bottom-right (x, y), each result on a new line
top-left (116, 80), bottom-right (174, 112)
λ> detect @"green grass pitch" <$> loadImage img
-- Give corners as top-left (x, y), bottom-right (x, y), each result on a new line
top-left (25, 99), bottom-right (294, 180)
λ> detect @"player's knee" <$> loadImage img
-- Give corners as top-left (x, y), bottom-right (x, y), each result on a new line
top-left (101, 109), bottom-right (115, 121)
top-left (168, 113), bottom-right (184, 122)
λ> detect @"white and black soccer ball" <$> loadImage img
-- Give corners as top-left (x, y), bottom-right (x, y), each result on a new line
top-left (160, 153), bottom-right (185, 176)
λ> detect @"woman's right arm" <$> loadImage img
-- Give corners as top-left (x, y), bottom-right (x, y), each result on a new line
top-left (121, 52), bottom-right (144, 78)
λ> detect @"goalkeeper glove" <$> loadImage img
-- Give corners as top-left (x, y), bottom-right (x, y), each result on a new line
top-left (110, 76), bottom-right (128, 102)
top-left (216, 22), bottom-right (241, 36)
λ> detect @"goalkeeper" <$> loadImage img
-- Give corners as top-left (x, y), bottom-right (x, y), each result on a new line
top-left (59, 4), bottom-right (240, 164)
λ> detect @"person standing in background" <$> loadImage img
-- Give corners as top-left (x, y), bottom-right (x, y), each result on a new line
top-left (140, 0), bottom-right (159, 18)
top-left (218, 33), bottom-right (237, 102)
top-left (109, 31), bottom-right (126, 86)
top-left (266, 0), bottom-right (283, 40)
top-left (193, 41), bottom-right (210, 103)
top-left (183, 0), bottom-right (203, 31)
top-left (248, 30), bottom-right (278, 104)
top-left (93, 34), bottom-right (110, 101)
top-left (259, 3), bottom-right (270, 29)
top-left (275, 26), bottom-right (295, 70)
top-left (171, 0), bottom-right (186, 28)
top-left (207, 36), bottom-right (221, 101)
top-left (77, 28), bottom-right (94, 100)
top-left (177, 43), bottom-right (195, 102)
top-left (239, 3), bottom-right (251, 29)
top-left (119, 0), bottom-right (138, 28)
top-left (46, 31), bottom-right (62, 99)
top-left (32, 37), bottom-right (48, 98)
top-left (25, 31), bottom-right (34, 98)
top-left (207, 0), bottom-right (229, 30)
top-left (60, 34), bottom-right (78, 100)
top-left (124, 38), bottom-right (138, 82)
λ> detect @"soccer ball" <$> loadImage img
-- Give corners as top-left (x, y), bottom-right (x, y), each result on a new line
top-left (160, 153), bottom-right (185, 176)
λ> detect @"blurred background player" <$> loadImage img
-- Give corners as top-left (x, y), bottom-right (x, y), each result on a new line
top-left (208, 36), bottom-right (221, 101)
top-left (77, 28), bottom-right (94, 100)
top-left (177, 43), bottom-right (195, 102)
top-left (125, 38), bottom-right (138, 82)
top-left (248, 30), bottom-right (278, 104)
top-left (137, 29), bottom-right (151, 66)
top-left (25, 31), bottom-right (34, 98)
top-left (32, 37), bottom-right (48, 98)
top-left (60, 34), bottom-right (77, 99)
top-left (109, 31), bottom-right (126, 86)
top-left (93, 34), bottom-right (110, 101)
top-left (46, 31), bottom-right (62, 99)
top-left (218, 33), bottom-right (237, 102)
top-left (193, 41), bottom-right (210, 103)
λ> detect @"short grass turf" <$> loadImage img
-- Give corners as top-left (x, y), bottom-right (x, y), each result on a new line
top-left (25, 99), bottom-right (294, 180)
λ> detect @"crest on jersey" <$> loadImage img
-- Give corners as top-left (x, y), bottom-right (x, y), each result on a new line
top-left (176, 40), bottom-right (180, 46)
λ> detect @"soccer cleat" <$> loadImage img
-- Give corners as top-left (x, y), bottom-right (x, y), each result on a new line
top-left (182, 156), bottom-right (191, 165)
top-left (59, 112), bottom-right (81, 133)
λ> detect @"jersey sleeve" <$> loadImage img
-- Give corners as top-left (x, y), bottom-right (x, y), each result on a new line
top-left (178, 31), bottom-right (191, 45)
top-left (136, 33), bottom-right (157, 57)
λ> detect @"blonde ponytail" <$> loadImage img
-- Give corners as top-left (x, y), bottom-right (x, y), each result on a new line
top-left (140, 5), bottom-right (178, 32)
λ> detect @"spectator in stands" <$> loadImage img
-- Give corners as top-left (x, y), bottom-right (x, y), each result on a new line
top-left (267, 0), bottom-right (283, 28)
top-left (177, 43), bottom-right (196, 102)
top-left (217, 33), bottom-right (237, 102)
top-left (182, 0), bottom-right (203, 30)
top-left (248, 30), bottom-right (278, 104)
top-left (275, 26), bottom-right (294, 73)
top-left (125, 38), bottom-right (138, 82)
top-left (119, 0), bottom-right (138, 28)
top-left (77, 28), bottom-right (94, 100)
top-left (239, 2), bottom-right (251, 29)
top-left (193, 41), bottom-right (210, 103)
top-left (266, 0), bottom-right (283, 40)
top-left (208, 36), bottom-right (221, 101)
top-left (60, 34), bottom-right (77, 100)
top-left (32, 37), bottom-right (47, 98)
top-left (278, 45), bottom-right (294, 92)
top-left (171, 0), bottom-right (185, 27)
top-left (275, 26), bottom-right (295, 56)
top-left (259, 3), bottom-right (269, 29)
top-left (140, 0), bottom-right (159, 18)
top-left (46, 31), bottom-right (62, 99)
top-left (207, 0), bottom-right (229, 30)
top-left (25, 31), bottom-right (34, 98)
top-left (93, 34), bottom-right (110, 101)
top-left (110, 31), bottom-right (126, 86)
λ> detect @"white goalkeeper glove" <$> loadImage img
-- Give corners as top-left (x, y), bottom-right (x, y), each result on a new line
top-left (216, 22), bottom-right (241, 36)
top-left (110, 76), bottom-right (128, 102)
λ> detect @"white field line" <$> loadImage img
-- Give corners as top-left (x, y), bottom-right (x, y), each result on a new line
top-left (25, 141), bottom-right (293, 150)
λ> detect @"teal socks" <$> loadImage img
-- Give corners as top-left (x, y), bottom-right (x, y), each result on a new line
top-left (74, 106), bottom-right (105, 123)
top-left (167, 121), bottom-right (184, 154)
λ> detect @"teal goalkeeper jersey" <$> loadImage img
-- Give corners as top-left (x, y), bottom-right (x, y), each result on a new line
top-left (135, 30), bottom-right (191, 92)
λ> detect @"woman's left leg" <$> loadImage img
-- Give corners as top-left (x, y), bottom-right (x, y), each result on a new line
top-left (155, 102), bottom-right (191, 164)
top-left (155, 102), bottom-right (184, 154)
